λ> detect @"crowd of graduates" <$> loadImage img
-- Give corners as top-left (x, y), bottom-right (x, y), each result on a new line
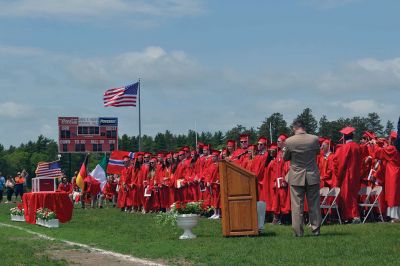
top-left (59, 118), bottom-right (400, 224)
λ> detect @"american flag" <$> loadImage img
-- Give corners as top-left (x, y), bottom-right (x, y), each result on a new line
top-left (103, 82), bottom-right (139, 107)
top-left (35, 161), bottom-right (62, 178)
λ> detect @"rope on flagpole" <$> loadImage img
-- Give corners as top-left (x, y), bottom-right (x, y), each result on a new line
top-left (138, 78), bottom-right (142, 151)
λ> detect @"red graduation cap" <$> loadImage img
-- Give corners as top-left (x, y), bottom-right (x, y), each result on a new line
top-left (258, 137), bottom-right (268, 144)
top-left (318, 137), bottom-right (326, 145)
top-left (339, 126), bottom-right (356, 135)
top-left (144, 152), bottom-right (152, 158)
top-left (278, 134), bottom-right (288, 141)
top-left (149, 158), bottom-right (157, 163)
top-left (178, 150), bottom-right (185, 156)
top-left (390, 131), bottom-right (398, 140)
top-left (197, 142), bottom-right (204, 148)
top-left (212, 150), bottom-right (220, 156)
top-left (203, 144), bottom-right (211, 150)
top-left (166, 153), bottom-right (172, 159)
top-left (240, 134), bottom-right (249, 141)
top-left (181, 146), bottom-right (190, 152)
top-left (362, 131), bottom-right (376, 139)
top-left (157, 152), bottom-right (165, 158)
top-left (227, 139), bottom-right (236, 147)
top-left (248, 145), bottom-right (256, 151)
top-left (135, 152), bottom-right (145, 159)
top-left (269, 142), bottom-right (278, 150)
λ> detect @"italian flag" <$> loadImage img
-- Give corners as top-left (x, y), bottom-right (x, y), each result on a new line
top-left (90, 154), bottom-right (108, 190)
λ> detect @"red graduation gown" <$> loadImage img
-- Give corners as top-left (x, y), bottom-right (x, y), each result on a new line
top-left (374, 145), bottom-right (400, 208)
top-left (333, 141), bottom-right (362, 220)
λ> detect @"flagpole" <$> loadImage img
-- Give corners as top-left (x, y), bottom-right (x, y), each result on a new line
top-left (195, 120), bottom-right (198, 147)
top-left (269, 122), bottom-right (273, 143)
top-left (138, 78), bottom-right (142, 151)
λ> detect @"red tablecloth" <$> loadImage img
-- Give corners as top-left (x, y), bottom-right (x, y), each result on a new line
top-left (23, 192), bottom-right (73, 224)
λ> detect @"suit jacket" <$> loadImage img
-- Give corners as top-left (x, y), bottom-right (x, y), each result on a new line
top-left (283, 132), bottom-right (320, 186)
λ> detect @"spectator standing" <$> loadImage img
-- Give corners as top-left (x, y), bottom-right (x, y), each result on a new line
top-left (14, 172), bottom-right (25, 201)
top-left (5, 176), bottom-right (15, 203)
top-left (0, 172), bottom-right (5, 203)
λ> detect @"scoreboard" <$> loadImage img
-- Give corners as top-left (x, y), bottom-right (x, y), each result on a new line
top-left (58, 117), bottom-right (118, 153)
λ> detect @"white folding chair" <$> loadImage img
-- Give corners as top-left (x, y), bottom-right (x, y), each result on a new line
top-left (321, 187), bottom-right (342, 225)
top-left (359, 186), bottom-right (384, 223)
top-left (320, 187), bottom-right (330, 199)
top-left (358, 186), bottom-right (372, 204)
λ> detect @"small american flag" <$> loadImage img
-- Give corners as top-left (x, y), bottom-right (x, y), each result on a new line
top-left (35, 161), bottom-right (62, 178)
top-left (103, 82), bottom-right (139, 107)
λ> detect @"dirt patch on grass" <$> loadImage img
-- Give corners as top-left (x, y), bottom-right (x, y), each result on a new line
top-left (42, 248), bottom-right (166, 266)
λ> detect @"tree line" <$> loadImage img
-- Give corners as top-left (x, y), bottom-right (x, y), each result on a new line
top-left (0, 108), bottom-right (394, 182)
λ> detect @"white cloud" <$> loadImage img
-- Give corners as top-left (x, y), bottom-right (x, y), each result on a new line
top-left (0, 0), bottom-right (204, 20)
top-left (65, 46), bottom-right (205, 91)
top-left (0, 102), bottom-right (35, 118)
top-left (304, 0), bottom-right (362, 9)
top-left (0, 45), bottom-right (45, 57)
top-left (330, 99), bottom-right (397, 115)
top-left (356, 57), bottom-right (400, 78)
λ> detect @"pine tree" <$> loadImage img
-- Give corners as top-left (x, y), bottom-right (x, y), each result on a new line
top-left (258, 113), bottom-right (290, 142)
top-left (384, 120), bottom-right (394, 137)
top-left (295, 108), bottom-right (317, 135)
top-left (365, 112), bottom-right (384, 136)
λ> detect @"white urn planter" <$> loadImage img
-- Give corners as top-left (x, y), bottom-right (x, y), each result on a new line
top-left (36, 218), bottom-right (59, 228)
top-left (11, 215), bottom-right (25, 222)
top-left (176, 214), bottom-right (199, 240)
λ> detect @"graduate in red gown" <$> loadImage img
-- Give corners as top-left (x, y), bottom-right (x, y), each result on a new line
top-left (254, 137), bottom-right (269, 203)
top-left (198, 144), bottom-right (212, 205)
top-left (374, 131), bottom-right (400, 222)
top-left (319, 139), bottom-right (335, 188)
top-left (117, 156), bottom-right (132, 211)
top-left (231, 134), bottom-right (249, 165)
top-left (271, 134), bottom-right (291, 224)
top-left (99, 175), bottom-right (118, 208)
top-left (225, 140), bottom-right (236, 161)
top-left (333, 127), bottom-right (362, 223)
top-left (264, 143), bottom-right (278, 213)
top-left (205, 150), bottom-right (221, 219)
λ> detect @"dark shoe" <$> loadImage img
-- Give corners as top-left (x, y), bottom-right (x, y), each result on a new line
top-left (312, 229), bottom-right (320, 236)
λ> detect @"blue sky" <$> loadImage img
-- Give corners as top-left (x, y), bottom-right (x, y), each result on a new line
top-left (1, 0), bottom-right (399, 147)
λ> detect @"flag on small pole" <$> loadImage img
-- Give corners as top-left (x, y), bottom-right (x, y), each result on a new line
top-left (91, 154), bottom-right (108, 190)
top-left (76, 155), bottom-right (88, 190)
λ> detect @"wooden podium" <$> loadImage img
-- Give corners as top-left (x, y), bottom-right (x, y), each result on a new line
top-left (219, 160), bottom-right (258, 236)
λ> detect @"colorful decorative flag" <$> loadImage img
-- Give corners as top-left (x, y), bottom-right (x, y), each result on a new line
top-left (76, 155), bottom-right (88, 190)
top-left (91, 154), bottom-right (108, 190)
top-left (35, 161), bottom-right (62, 178)
top-left (107, 150), bottom-right (134, 174)
top-left (103, 82), bottom-right (139, 107)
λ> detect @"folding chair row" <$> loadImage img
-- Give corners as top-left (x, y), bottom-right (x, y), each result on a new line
top-left (320, 187), bottom-right (342, 225)
top-left (358, 186), bottom-right (384, 223)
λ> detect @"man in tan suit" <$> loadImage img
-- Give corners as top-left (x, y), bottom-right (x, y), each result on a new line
top-left (283, 119), bottom-right (321, 237)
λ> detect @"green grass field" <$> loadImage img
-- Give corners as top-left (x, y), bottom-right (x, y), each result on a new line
top-left (1, 202), bottom-right (399, 265)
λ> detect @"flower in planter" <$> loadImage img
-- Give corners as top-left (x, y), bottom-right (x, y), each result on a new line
top-left (36, 208), bottom-right (57, 221)
top-left (10, 205), bottom-right (24, 216)
top-left (156, 201), bottom-right (208, 226)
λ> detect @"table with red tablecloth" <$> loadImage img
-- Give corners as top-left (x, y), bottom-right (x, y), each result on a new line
top-left (22, 192), bottom-right (73, 224)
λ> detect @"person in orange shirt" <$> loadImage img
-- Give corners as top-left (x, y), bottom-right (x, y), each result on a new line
top-left (14, 172), bottom-right (25, 201)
